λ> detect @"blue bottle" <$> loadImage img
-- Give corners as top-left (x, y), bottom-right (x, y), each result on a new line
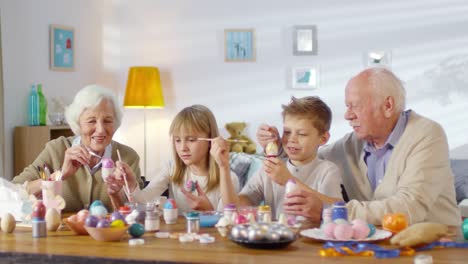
top-left (28, 85), bottom-right (39, 126)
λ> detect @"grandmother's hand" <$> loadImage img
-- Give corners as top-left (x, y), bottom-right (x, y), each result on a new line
top-left (61, 145), bottom-right (92, 180)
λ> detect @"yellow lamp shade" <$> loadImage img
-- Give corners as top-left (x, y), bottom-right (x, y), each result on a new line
top-left (124, 66), bottom-right (165, 108)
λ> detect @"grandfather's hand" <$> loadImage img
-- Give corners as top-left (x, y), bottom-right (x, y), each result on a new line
top-left (61, 145), bottom-right (92, 180)
top-left (209, 137), bottom-right (230, 169)
top-left (263, 157), bottom-right (291, 185)
top-left (283, 189), bottom-right (323, 223)
top-left (181, 183), bottom-right (214, 211)
top-left (256, 124), bottom-right (280, 149)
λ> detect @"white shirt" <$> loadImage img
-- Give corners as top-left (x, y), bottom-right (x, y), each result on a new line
top-left (240, 157), bottom-right (343, 219)
top-left (132, 161), bottom-right (240, 213)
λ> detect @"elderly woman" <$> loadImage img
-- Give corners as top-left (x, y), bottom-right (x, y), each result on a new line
top-left (12, 85), bottom-right (144, 212)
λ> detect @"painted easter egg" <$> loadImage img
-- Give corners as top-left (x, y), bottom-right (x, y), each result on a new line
top-left (128, 223), bottom-right (145, 238)
top-left (32, 200), bottom-right (46, 219)
top-left (1, 213), bottom-right (16, 233)
top-left (45, 208), bottom-right (61, 231)
top-left (97, 218), bottom-right (110, 228)
top-left (382, 213), bottom-right (408, 233)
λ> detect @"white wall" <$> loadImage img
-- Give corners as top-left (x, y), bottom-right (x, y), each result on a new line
top-left (104, 0), bottom-right (468, 180)
top-left (0, 0), bottom-right (104, 179)
top-left (1, 0), bottom-right (468, 180)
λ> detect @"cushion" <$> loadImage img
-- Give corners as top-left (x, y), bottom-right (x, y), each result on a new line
top-left (229, 152), bottom-right (252, 187)
top-left (450, 159), bottom-right (468, 203)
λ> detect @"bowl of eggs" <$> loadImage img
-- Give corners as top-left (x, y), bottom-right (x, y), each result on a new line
top-left (229, 223), bottom-right (296, 249)
top-left (64, 209), bottom-right (90, 235)
top-left (84, 215), bottom-right (129, 242)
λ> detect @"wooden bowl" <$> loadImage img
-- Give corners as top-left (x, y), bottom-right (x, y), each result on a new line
top-left (84, 226), bottom-right (129, 242)
top-left (63, 219), bottom-right (89, 235)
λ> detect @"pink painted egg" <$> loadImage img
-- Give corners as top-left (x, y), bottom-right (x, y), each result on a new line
top-left (235, 214), bottom-right (248, 225)
top-left (351, 218), bottom-right (367, 226)
top-left (322, 222), bottom-right (336, 239)
top-left (333, 223), bottom-right (353, 240)
top-left (352, 222), bottom-right (370, 239)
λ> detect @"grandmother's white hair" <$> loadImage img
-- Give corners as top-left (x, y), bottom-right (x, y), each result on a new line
top-left (65, 84), bottom-right (123, 135)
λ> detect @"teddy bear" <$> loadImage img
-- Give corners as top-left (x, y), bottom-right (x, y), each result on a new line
top-left (225, 122), bottom-right (257, 154)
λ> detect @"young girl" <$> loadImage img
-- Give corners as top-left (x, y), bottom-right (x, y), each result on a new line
top-left (111, 105), bottom-right (239, 213)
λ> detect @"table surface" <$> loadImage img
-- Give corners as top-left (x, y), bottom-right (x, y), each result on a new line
top-left (0, 218), bottom-right (466, 264)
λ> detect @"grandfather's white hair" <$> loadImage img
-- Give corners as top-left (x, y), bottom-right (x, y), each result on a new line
top-left (65, 84), bottom-right (123, 135)
top-left (367, 67), bottom-right (406, 112)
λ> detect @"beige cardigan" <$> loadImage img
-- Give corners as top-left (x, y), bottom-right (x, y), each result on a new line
top-left (320, 111), bottom-right (461, 226)
top-left (12, 136), bottom-right (144, 213)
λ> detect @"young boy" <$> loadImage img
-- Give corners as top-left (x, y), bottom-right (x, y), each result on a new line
top-left (237, 96), bottom-right (342, 219)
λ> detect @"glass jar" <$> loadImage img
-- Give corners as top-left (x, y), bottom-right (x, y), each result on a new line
top-left (257, 205), bottom-right (271, 223)
top-left (186, 211), bottom-right (200, 234)
top-left (223, 203), bottom-right (237, 223)
top-left (331, 201), bottom-right (348, 221)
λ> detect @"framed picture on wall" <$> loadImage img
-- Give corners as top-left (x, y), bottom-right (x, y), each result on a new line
top-left (293, 25), bottom-right (317, 56)
top-left (291, 67), bottom-right (319, 89)
top-left (50, 24), bottom-right (75, 71)
top-left (224, 29), bottom-right (255, 62)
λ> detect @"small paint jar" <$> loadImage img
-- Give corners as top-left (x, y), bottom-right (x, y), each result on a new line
top-left (186, 211), bottom-right (200, 234)
top-left (32, 219), bottom-right (47, 238)
top-left (223, 203), bottom-right (237, 222)
top-left (257, 205), bottom-right (272, 223)
top-left (332, 201), bottom-right (348, 222)
top-left (145, 203), bottom-right (160, 232)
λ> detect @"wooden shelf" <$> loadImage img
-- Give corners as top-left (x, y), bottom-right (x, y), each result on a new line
top-left (14, 125), bottom-right (74, 175)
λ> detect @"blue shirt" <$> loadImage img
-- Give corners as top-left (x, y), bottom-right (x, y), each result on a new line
top-left (363, 110), bottom-right (411, 191)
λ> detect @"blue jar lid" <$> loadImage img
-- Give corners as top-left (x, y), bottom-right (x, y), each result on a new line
top-left (186, 211), bottom-right (200, 218)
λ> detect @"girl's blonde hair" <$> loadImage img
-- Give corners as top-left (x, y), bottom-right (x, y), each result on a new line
top-left (169, 105), bottom-right (220, 192)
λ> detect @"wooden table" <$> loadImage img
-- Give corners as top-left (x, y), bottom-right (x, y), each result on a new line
top-left (0, 218), bottom-right (466, 264)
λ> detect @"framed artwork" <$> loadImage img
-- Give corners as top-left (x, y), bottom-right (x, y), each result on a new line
top-left (293, 25), bottom-right (318, 56)
top-left (291, 67), bottom-right (319, 89)
top-left (224, 29), bottom-right (255, 62)
top-left (50, 24), bottom-right (75, 71)
top-left (363, 50), bottom-right (392, 68)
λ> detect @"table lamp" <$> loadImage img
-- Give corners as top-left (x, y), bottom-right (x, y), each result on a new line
top-left (124, 66), bottom-right (165, 177)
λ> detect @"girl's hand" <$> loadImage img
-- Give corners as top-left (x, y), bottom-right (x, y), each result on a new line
top-left (181, 183), bottom-right (214, 211)
top-left (209, 137), bottom-right (230, 169)
top-left (113, 161), bottom-right (138, 191)
top-left (263, 157), bottom-right (291, 185)
top-left (256, 124), bottom-right (280, 149)
top-left (61, 145), bottom-right (92, 180)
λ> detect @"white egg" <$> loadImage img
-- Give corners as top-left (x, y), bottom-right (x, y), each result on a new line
top-left (1, 213), bottom-right (16, 233)
top-left (45, 208), bottom-right (61, 231)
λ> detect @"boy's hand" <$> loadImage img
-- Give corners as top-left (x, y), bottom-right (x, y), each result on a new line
top-left (263, 157), bottom-right (291, 185)
top-left (209, 137), bottom-right (230, 169)
top-left (181, 183), bottom-right (214, 211)
top-left (256, 124), bottom-right (280, 149)
top-left (283, 189), bottom-right (322, 223)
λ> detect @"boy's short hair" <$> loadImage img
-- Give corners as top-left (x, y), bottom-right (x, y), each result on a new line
top-left (281, 96), bottom-right (332, 135)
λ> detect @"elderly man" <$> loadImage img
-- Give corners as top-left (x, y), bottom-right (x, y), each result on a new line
top-left (257, 67), bottom-right (461, 226)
